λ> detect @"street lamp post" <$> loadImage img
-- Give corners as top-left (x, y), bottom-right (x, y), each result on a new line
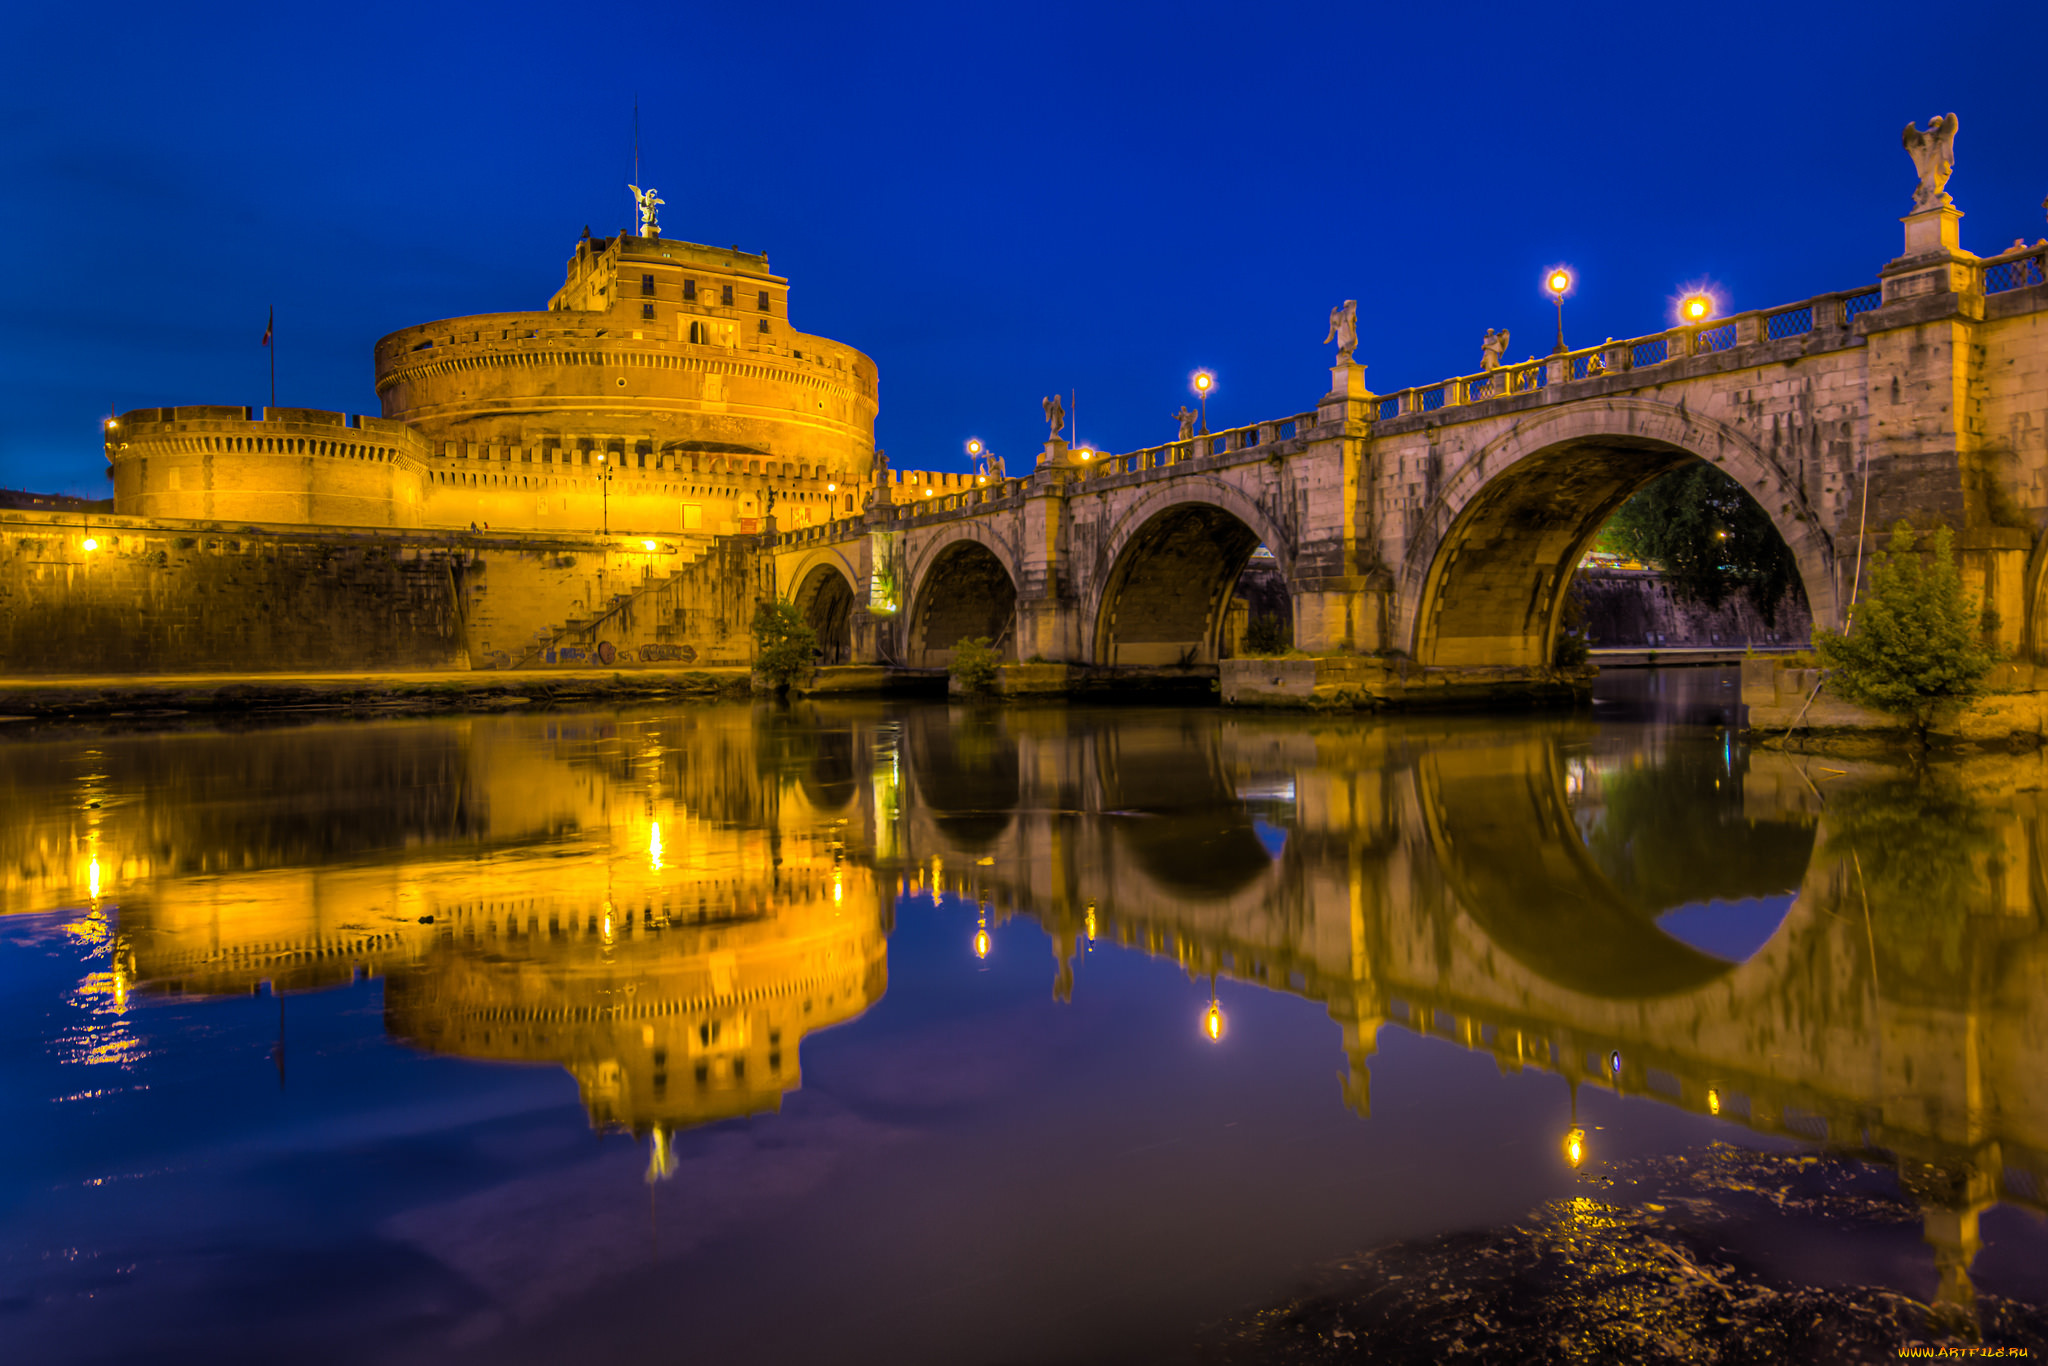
top-left (1192, 370), bottom-right (1214, 435)
top-left (1546, 269), bottom-right (1573, 353)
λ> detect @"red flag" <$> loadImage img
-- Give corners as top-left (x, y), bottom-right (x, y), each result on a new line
top-left (261, 308), bottom-right (273, 347)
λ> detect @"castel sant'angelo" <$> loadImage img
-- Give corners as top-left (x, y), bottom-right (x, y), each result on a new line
top-left (105, 218), bottom-right (882, 537)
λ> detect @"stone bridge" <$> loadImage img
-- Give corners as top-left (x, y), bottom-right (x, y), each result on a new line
top-left (774, 203), bottom-right (2048, 687)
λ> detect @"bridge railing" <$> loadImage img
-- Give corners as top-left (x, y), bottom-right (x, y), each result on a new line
top-left (1365, 277), bottom-right (2001, 421)
top-left (1065, 413), bottom-right (1320, 481)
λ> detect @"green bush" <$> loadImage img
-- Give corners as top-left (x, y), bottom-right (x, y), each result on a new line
top-left (949, 636), bottom-right (1000, 694)
top-left (1813, 522), bottom-right (1998, 743)
top-left (751, 599), bottom-right (818, 690)
top-left (1243, 613), bottom-right (1290, 656)
top-left (1553, 588), bottom-right (1591, 667)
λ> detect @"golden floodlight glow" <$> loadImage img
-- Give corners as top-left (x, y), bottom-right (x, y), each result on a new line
top-left (1565, 1126), bottom-right (1586, 1168)
top-left (1203, 1001), bottom-right (1226, 1042)
top-left (1682, 293), bottom-right (1713, 322)
top-left (1547, 269), bottom-right (1572, 295)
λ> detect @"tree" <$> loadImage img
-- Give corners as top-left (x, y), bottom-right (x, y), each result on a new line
top-left (1813, 522), bottom-right (1998, 742)
top-left (1599, 462), bottom-right (1800, 622)
top-left (948, 636), bottom-right (1000, 694)
top-left (750, 600), bottom-right (817, 690)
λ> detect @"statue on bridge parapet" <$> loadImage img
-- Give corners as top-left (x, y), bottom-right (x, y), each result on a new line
top-left (865, 447), bottom-right (892, 507)
top-left (1042, 394), bottom-right (1066, 440)
top-left (1902, 113), bottom-right (1960, 211)
top-left (1480, 327), bottom-right (1511, 372)
top-left (1324, 300), bottom-right (1359, 363)
top-left (1174, 406), bottom-right (1198, 441)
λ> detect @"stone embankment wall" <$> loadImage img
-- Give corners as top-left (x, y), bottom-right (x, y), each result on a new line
top-left (0, 510), bottom-right (760, 676)
top-left (1571, 567), bottom-right (1812, 649)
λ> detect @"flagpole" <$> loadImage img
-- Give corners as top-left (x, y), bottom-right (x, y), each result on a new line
top-left (267, 306), bottom-right (276, 412)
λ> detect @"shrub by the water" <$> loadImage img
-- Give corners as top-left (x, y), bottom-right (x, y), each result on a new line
top-left (1243, 613), bottom-right (1289, 656)
top-left (1814, 521), bottom-right (1998, 742)
top-left (949, 636), bottom-right (1000, 694)
top-left (751, 600), bottom-right (817, 690)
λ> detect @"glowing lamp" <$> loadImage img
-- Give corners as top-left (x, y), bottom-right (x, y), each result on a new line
top-left (827, 482), bottom-right (836, 492)
top-left (642, 539), bottom-right (657, 551)
top-left (1193, 371), bottom-right (1214, 395)
top-left (1547, 269), bottom-right (1572, 296)
top-left (924, 488), bottom-right (933, 497)
top-left (1681, 293), bottom-right (1713, 322)
top-left (596, 453), bottom-right (606, 463)
top-left (976, 475), bottom-right (986, 484)
top-left (966, 439), bottom-right (983, 457)
top-left (1203, 1001), bottom-right (1226, 1042)
top-left (1564, 1126), bottom-right (1586, 1168)
top-left (82, 537), bottom-right (99, 552)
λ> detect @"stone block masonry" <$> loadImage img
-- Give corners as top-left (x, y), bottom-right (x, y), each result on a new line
top-left (0, 511), bottom-right (761, 677)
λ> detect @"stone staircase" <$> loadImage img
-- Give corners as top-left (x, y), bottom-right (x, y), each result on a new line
top-left (507, 536), bottom-right (765, 670)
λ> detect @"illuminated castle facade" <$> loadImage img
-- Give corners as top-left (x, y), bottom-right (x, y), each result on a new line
top-left (104, 232), bottom-right (879, 537)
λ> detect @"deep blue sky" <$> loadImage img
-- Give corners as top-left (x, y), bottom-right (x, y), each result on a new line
top-left (4, 1), bottom-right (2045, 495)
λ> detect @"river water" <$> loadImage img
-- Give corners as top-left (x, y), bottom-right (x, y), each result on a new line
top-left (2, 670), bottom-right (2044, 1363)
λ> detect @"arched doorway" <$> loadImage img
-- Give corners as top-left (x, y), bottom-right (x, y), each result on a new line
top-left (906, 540), bottom-right (1016, 669)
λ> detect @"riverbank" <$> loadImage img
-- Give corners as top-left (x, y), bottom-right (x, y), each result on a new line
top-left (0, 665), bottom-right (754, 722)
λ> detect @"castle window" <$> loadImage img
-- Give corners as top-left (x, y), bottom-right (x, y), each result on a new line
top-left (757, 291), bottom-right (770, 312)
top-left (683, 279), bottom-right (697, 301)
top-left (642, 303), bottom-right (655, 320)
top-left (641, 273), bottom-right (654, 295)
top-left (758, 318), bottom-right (769, 333)
top-left (689, 321), bottom-right (703, 344)
top-left (721, 285), bottom-right (734, 306)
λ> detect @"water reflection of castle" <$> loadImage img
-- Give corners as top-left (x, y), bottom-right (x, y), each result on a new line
top-left (11, 702), bottom-right (2044, 1316)
top-left (6, 712), bottom-right (887, 1141)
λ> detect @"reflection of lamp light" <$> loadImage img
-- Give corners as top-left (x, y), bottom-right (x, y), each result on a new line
top-left (1085, 901), bottom-right (1097, 943)
top-left (1564, 1126), bottom-right (1586, 1168)
top-left (974, 926), bottom-right (991, 960)
top-left (1707, 1088), bottom-right (1721, 1116)
top-left (646, 1125), bottom-right (674, 1183)
top-left (1203, 999), bottom-right (1226, 1041)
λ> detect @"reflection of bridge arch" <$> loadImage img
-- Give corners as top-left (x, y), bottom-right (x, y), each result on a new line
top-left (1089, 479), bottom-right (1293, 667)
top-left (1413, 741), bottom-right (1745, 998)
top-left (902, 710), bottom-right (1020, 850)
top-left (1402, 401), bottom-right (1837, 667)
top-left (903, 523), bottom-right (1021, 668)
top-left (789, 550), bottom-right (860, 665)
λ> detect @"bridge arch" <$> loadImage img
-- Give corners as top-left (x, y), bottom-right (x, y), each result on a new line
top-left (903, 523), bottom-right (1022, 668)
top-left (788, 549), bottom-right (861, 666)
top-left (1400, 400), bottom-right (1837, 667)
top-left (1089, 478), bottom-right (1294, 667)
